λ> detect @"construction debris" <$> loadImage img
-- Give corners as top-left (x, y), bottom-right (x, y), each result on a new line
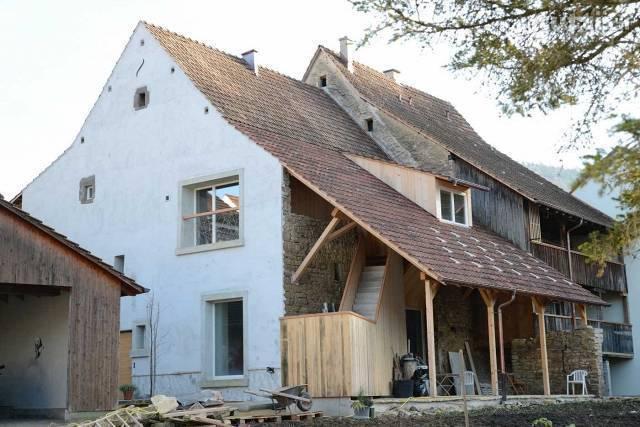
top-left (67, 395), bottom-right (234, 427)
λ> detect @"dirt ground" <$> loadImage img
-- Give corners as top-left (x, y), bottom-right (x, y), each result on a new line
top-left (301, 398), bottom-right (640, 426)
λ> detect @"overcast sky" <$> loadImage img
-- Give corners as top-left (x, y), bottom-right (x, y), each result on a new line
top-left (0, 0), bottom-right (614, 198)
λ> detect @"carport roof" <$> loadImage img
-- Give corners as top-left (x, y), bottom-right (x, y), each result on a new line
top-left (0, 197), bottom-right (146, 296)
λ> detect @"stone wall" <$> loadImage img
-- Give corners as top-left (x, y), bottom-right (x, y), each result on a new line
top-left (512, 326), bottom-right (604, 395)
top-left (282, 171), bottom-right (357, 315)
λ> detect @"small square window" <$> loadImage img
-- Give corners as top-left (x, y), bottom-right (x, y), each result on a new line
top-left (79, 175), bottom-right (95, 204)
top-left (319, 76), bottom-right (327, 87)
top-left (134, 86), bottom-right (149, 110)
top-left (439, 189), bottom-right (468, 225)
top-left (366, 118), bottom-right (374, 132)
top-left (130, 321), bottom-right (149, 357)
top-left (85, 184), bottom-right (94, 201)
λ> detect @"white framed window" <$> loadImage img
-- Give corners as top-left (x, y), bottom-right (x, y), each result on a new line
top-left (201, 292), bottom-right (247, 386)
top-left (85, 184), bottom-right (94, 201)
top-left (437, 187), bottom-right (471, 226)
top-left (130, 321), bottom-right (149, 358)
top-left (177, 170), bottom-right (243, 255)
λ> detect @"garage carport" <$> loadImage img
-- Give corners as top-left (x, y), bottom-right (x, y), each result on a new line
top-left (0, 197), bottom-right (145, 419)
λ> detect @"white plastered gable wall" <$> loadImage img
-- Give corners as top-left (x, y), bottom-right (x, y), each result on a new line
top-left (21, 22), bottom-right (285, 400)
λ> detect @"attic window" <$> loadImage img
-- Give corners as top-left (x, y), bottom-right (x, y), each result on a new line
top-left (134, 86), bottom-right (149, 110)
top-left (79, 175), bottom-right (95, 204)
top-left (365, 118), bottom-right (374, 132)
top-left (319, 76), bottom-right (327, 87)
top-left (438, 188), bottom-right (469, 226)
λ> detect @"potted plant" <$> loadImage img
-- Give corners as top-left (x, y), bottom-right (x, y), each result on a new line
top-left (351, 389), bottom-right (373, 419)
top-left (119, 383), bottom-right (137, 401)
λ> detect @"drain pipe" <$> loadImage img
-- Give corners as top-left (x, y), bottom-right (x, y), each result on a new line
top-left (567, 219), bottom-right (584, 329)
top-left (498, 290), bottom-right (516, 403)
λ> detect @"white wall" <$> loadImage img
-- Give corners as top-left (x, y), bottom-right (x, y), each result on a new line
top-left (0, 293), bottom-right (70, 409)
top-left (21, 24), bottom-right (284, 400)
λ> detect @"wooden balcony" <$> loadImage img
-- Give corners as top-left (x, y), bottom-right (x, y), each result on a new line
top-left (531, 241), bottom-right (627, 293)
top-left (543, 314), bottom-right (634, 357)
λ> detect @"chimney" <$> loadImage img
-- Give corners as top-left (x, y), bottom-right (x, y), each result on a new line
top-left (242, 49), bottom-right (259, 75)
top-left (339, 36), bottom-right (353, 71)
top-left (383, 69), bottom-right (400, 81)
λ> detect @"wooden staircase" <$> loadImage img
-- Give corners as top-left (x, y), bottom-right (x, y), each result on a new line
top-left (352, 262), bottom-right (385, 319)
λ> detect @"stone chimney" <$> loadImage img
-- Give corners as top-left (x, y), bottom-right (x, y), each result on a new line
top-left (339, 36), bottom-right (353, 71)
top-left (242, 49), bottom-right (259, 75)
top-left (383, 69), bottom-right (400, 81)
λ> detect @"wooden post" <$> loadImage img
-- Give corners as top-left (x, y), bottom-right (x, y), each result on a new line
top-left (533, 297), bottom-right (551, 396)
top-left (577, 303), bottom-right (588, 327)
top-left (479, 289), bottom-right (498, 395)
top-left (422, 272), bottom-right (439, 397)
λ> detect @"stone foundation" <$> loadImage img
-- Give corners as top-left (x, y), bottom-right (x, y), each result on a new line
top-left (512, 327), bottom-right (604, 396)
top-left (282, 171), bottom-right (356, 315)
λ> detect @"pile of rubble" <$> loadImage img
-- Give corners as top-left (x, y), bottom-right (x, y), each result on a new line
top-left (69, 392), bottom-right (234, 426)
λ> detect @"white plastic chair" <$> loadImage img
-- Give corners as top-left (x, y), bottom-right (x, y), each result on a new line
top-left (567, 370), bottom-right (588, 395)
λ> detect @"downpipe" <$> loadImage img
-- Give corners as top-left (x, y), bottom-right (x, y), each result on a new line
top-left (498, 290), bottom-right (516, 403)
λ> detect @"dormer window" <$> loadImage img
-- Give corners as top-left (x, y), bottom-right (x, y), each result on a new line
top-left (319, 75), bottom-right (327, 87)
top-left (438, 188), bottom-right (469, 225)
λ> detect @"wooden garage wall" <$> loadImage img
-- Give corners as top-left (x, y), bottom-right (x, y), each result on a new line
top-left (0, 208), bottom-right (122, 411)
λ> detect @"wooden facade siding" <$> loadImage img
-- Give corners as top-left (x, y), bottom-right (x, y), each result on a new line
top-left (528, 203), bottom-right (542, 242)
top-left (531, 241), bottom-right (627, 293)
top-left (0, 206), bottom-right (132, 411)
top-left (281, 252), bottom-right (406, 397)
top-left (453, 159), bottom-right (528, 250)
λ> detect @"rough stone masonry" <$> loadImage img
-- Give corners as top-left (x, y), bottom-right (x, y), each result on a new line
top-left (512, 326), bottom-right (604, 396)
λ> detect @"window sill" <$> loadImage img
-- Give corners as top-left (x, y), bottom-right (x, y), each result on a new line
top-left (200, 377), bottom-right (248, 388)
top-left (176, 239), bottom-right (244, 256)
top-left (130, 349), bottom-right (149, 358)
top-left (438, 218), bottom-right (471, 228)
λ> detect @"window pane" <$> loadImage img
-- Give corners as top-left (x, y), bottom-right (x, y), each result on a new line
top-left (214, 300), bottom-right (243, 376)
top-left (440, 190), bottom-right (452, 221)
top-left (454, 193), bottom-right (466, 224)
top-left (196, 187), bottom-right (213, 245)
top-left (215, 182), bottom-right (240, 242)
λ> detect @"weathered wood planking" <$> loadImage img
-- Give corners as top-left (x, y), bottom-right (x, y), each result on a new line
top-left (531, 241), bottom-right (626, 292)
top-left (281, 252), bottom-right (406, 397)
top-left (454, 159), bottom-right (528, 250)
top-left (118, 331), bottom-right (133, 387)
top-left (0, 208), bottom-right (125, 411)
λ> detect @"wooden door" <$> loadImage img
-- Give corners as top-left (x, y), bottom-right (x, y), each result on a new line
top-left (118, 331), bottom-right (132, 386)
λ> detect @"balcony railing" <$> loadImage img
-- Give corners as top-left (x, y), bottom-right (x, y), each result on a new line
top-left (542, 314), bottom-right (634, 357)
top-left (589, 320), bottom-right (634, 357)
top-left (531, 241), bottom-right (627, 293)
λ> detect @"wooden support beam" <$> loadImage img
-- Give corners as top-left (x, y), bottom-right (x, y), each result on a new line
top-left (577, 303), bottom-right (588, 327)
top-left (423, 274), bottom-right (439, 397)
top-left (326, 221), bottom-right (357, 243)
top-left (479, 289), bottom-right (498, 396)
top-left (532, 297), bottom-right (551, 396)
top-left (291, 215), bottom-right (341, 283)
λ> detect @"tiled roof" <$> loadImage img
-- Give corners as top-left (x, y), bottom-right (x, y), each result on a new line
top-left (0, 197), bottom-right (146, 296)
top-left (237, 125), bottom-right (605, 306)
top-left (146, 23), bottom-right (604, 305)
top-left (145, 24), bottom-right (387, 160)
top-left (319, 48), bottom-right (613, 227)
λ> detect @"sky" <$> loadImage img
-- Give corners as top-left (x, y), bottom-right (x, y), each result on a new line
top-left (0, 0), bottom-right (616, 198)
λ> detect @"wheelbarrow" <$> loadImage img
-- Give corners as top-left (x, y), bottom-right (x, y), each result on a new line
top-left (245, 384), bottom-right (312, 413)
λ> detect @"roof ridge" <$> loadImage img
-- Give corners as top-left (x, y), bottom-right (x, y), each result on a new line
top-left (321, 46), bottom-right (613, 225)
top-left (143, 21), bottom-right (309, 87)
